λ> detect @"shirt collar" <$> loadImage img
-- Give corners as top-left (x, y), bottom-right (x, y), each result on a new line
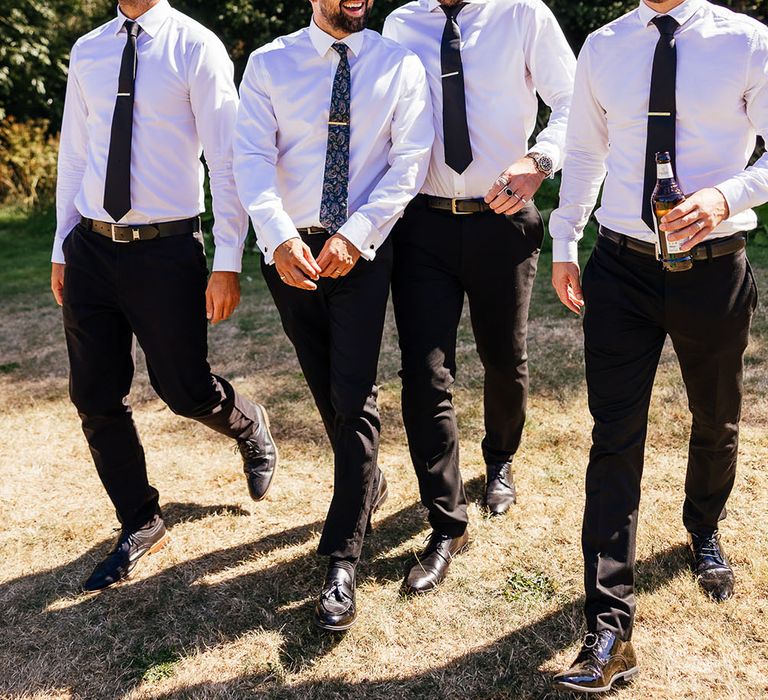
top-left (115, 0), bottom-right (172, 38)
top-left (637, 0), bottom-right (704, 29)
top-left (309, 18), bottom-right (365, 58)
top-left (423, 0), bottom-right (490, 13)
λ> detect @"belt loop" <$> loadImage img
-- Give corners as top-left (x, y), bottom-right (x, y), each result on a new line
top-left (706, 242), bottom-right (713, 264)
top-left (618, 235), bottom-right (626, 257)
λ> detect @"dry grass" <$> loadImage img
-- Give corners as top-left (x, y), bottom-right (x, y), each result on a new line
top-left (0, 235), bottom-right (767, 700)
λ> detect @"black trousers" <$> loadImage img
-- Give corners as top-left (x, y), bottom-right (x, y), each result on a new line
top-left (391, 195), bottom-right (543, 536)
top-left (62, 224), bottom-right (261, 532)
top-left (262, 233), bottom-right (392, 561)
top-left (581, 235), bottom-right (758, 640)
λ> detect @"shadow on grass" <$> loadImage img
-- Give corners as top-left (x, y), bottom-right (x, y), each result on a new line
top-left (0, 491), bottom-right (445, 698)
top-left (144, 546), bottom-right (691, 700)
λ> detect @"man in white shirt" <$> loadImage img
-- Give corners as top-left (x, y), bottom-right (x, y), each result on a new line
top-left (550, 0), bottom-right (767, 692)
top-left (51, 0), bottom-right (278, 593)
top-left (234, 0), bottom-right (433, 631)
top-left (383, 0), bottom-right (575, 593)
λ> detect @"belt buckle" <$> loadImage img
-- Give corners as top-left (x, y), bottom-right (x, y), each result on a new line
top-left (110, 224), bottom-right (141, 243)
top-left (450, 199), bottom-right (473, 216)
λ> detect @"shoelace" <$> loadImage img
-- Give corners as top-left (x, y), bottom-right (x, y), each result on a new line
top-left (237, 440), bottom-right (263, 460)
top-left (488, 462), bottom-right (511, 488)
top-left (694, 534), bottom-right (725, 565)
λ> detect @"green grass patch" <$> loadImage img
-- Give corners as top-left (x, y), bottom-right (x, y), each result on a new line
top-left (131, 648), bottom-right (182, 684)
top-left (501, 569), bottom-right (557, 603)
top-left (0, 207), bottom-right (56, 300)
top-left (0, 362), bottom-right (21, 374)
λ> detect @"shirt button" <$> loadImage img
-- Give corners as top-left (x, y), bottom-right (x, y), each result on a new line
top-left (370, 245), bottom-right (375, 250)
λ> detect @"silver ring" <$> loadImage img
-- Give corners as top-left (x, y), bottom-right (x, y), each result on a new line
top-left (280, 275), bottom-right (286, 281)
top-left (498, 176), bottom-right (509, 187)
top-left (695, 220), bottom-right (703, 231)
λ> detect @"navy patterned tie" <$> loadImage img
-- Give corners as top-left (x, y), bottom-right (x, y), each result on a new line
top-left (319, 43), bottom-right (351, 234)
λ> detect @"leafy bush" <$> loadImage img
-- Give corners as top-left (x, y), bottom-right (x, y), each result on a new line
top-left (0, 118), bottom-right (58, 208)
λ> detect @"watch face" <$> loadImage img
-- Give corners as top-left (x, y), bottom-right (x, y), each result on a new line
top-left (537, 155), bottom-right (553, 173)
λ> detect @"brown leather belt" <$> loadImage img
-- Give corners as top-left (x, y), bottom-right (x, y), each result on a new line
top-left (297, 226), bottom-right (327, 235)
top-left (81, 216), bottom-right (201, 243)
top-left (599, 227), bottom-right (746, 262)
top-left (425, 195), bottom-right (492, 215)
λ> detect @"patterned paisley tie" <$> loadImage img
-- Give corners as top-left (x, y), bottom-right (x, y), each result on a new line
top-left (319, 43), bottom-right (351, 234)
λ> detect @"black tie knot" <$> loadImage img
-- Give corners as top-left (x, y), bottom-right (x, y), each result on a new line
top-left (652, 15), bottom-right (679, 37)
top-left (124, 20), bottom-right (141, 38)
top-left (441, 2), bottom-right (466, 21)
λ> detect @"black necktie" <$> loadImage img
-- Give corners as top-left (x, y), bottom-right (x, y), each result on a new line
top-left (641, 15), bottom-right (679, 233)
top-left (104, 20), bottom-right (141, 222)
top-left (441, 3), bottom-right (472, 174)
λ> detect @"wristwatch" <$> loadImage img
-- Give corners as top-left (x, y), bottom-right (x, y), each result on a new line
top-left (526, 151), bottom-right (554, 178)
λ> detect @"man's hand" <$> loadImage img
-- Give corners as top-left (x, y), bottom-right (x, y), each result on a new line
top-left (51, 263), bottom-right (66, 306)
top-left (206, 271), bottom-right (241, 324)
top-left (316, 233), bottom-right (361, 278)
top-left (484, 157), bottom-right (546, 215)
top-left (552, 262), bottom-right (584, 315)
top-left (661, 187), bottom-right (730, 252)
top-left (274, 237), bottom-right (322, 290)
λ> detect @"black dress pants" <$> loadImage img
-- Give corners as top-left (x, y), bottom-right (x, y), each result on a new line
top-left (262, 233), bottom-right (392, 561)
top-left (581, 234), bottom-right (758, 640)
top-left (62, 224), bottom-right (261, 532)
top-left (391, 195), bottom-right (544, 536)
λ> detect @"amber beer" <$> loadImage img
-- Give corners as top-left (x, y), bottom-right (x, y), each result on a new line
top-left (651, 151), bottom-right (693, 272)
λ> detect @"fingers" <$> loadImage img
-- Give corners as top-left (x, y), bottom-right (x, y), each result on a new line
top-left (678, 227), bottom-right (710, 252)
top-left (302, 245), bottom-right (322, 277)
top-left (52, 283), bottom-right (63, 306)
top-left (51, 265), bottom-right (65, 306)
top-left (484, 172), bottom-right (511, 204)
top-left (552, 264), bottom-right (584, 315)
top-left (206, 287), bottom-right (215, 322)
top-left (661, 198), bottom-right (696, 224)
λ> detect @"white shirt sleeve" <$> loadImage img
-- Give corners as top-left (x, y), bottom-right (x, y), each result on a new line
top-left (548, 40), bottom-right (609, 264)
top-left (524, 1), bottom-right (577, 172)
top-left (53, 43), bottom-right (88, 265)
top-left (233, 52), bottom-right (300, 265)
top-left (337, 52), bottom-right (434, 258)
top-left (715, 25), bottom-right (768, 218)
top-left (188, 37), bottom-right (249, 273)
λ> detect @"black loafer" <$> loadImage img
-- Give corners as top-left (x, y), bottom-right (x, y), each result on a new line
top-left (314, 560), bottom-right (357, 632)
top-left (237, 404), bottom-right (279, 501)
top-left (689, 530), bottom-right (735, 602)
top-left (553, 630), bottom-right (638, 694)
top-left (82, 515), bottom-right (169, 592)
top-left (483, 460), bottom-right (516, 516)
top-left (365, 469), bottom-right (389, 536)
top-left (401, 529), bottom-right (469, 595)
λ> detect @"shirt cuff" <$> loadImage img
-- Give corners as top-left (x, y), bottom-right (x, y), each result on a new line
top-left (552, 238), bottom-right (579, 264)
top-left (254, 210), bottom-right (300, 265)
top-left (212, 245), bottom-right (244, 273)
top-left (51, 238), bottom-right (66, 265)
top-left (337, 212), bottom-right (378, 260)
top-left (713, 177), bottom-right (747, 219)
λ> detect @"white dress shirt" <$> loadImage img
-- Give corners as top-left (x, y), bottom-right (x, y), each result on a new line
top-left (53, 0), bottom-right (248, 272)
top-left (233, 22), bottom-right (434, 265)
top-left (383, 0), bottom-right (576, 199)
top-left (550, 0), bottom-right (768, 263)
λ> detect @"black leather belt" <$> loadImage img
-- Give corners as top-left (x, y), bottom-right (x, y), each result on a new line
top-left (81, 216), bottom-right (201, 243)
top-left (425, 195), bottom-right (492, 215)
top-left (297, 226), bottom-right (327, 235)
top-left (599, 226), bottom-right (746, 262)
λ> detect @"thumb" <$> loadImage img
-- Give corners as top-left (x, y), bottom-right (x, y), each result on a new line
top-left (569, 271), bottom-right (583, 301)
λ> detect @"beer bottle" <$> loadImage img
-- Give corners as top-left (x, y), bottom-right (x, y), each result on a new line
top-left (652, 151), bottom-right (693, 272)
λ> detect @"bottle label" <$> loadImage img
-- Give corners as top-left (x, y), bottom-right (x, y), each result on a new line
top-left (666, 233), bottom-right (684, 254)
top-left (656, 162), bottom-right (674, 179)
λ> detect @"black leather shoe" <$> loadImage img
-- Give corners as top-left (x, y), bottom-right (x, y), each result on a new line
top-left (553, 630), bottom-right (638, 694)
top-left (82, 515), bottom-right (169, 592)
top-left (483, 460), bottom-right (516, 516)
top-left (401, 529), bottom-right (469, 595)
top-left (237, 404), bottom-right (278, 501)
top-left (365, 469), bottom-right (389, 536)
top-left (689, 530), bottom-right (735, 602)
top-left (313, 561), bottom-right (357, 632)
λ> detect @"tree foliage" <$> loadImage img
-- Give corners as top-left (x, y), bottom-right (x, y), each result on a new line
top-left (0, 0), bottom-right (766, 123)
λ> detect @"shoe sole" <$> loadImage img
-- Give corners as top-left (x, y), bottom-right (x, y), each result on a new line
top-left (250, 404), bottom-right (279, 503)
top-left (553, 667), bottom-right (639, 694)
top-left (81, 533), bottom-right (170, 594)
top-left (400, 540), bottom-right (471, 597)
top-left (365, 480), bottom-right (390, 536)
top-left (313, 617), bottom-right (357, 632)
